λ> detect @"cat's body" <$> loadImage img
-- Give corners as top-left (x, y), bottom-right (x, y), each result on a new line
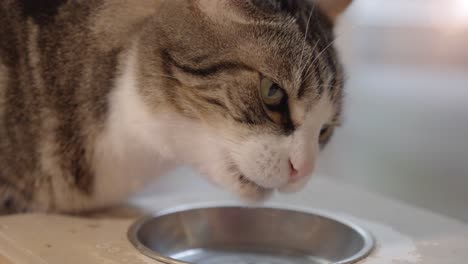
top-left (0, 0), bottom-right (351, 214)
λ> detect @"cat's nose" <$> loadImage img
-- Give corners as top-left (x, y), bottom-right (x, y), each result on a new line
top-left (289, 160), bottom-right (299, 178)
top-left (289, 159), bottom-right (314, 181)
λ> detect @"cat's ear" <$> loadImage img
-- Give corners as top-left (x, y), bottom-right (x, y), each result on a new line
top-left (312, 0), bottom-right (353, 23)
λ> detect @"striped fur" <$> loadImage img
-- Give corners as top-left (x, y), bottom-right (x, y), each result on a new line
top-left (0, 0), bottom-right (350, 214)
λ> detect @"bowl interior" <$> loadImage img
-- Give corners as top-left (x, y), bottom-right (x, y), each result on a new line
top-left (129, 206), bottom-right (374, 264)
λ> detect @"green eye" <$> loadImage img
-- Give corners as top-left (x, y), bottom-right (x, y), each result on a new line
top-left (260, 78), bottom-right (285, 106)
top-left (319, 125), bottom-right (334, 145)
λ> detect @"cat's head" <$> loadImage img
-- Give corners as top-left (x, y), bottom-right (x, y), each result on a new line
top-left (139, 0), bottom-right (351, 200)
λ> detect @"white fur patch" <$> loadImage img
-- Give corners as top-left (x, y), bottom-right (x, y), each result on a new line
top-left (93, 44), bottom-right (176, 206)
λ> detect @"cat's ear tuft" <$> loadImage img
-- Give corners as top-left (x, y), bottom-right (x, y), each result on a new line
top-left (313, 0), bottom-right (353, 23)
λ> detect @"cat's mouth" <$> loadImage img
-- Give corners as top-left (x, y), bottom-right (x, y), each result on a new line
top-left (226, 158), bottom-right (274, 201)
top-left (229, 162), bottom-right (271, 191)
top-left (238, 174), bottom-right (270, 192)
top-left (235, 173), bottom-right (274, 202)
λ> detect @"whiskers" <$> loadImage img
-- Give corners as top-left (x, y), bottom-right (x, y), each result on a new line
top-left (298, 25), bottom-right (360, 89)
top-left (297, 7), bottom-right (315, 82)
top-left (299, 41), bottom-right (320, 85)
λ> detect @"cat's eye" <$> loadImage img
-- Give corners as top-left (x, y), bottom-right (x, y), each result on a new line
top-left (260, 78), bottom-right (286, 106)
top-left (319, 125), bottom-right (334, 144)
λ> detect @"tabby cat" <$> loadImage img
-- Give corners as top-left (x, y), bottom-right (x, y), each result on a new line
top-left (0, 0), bottom-right (352, 214)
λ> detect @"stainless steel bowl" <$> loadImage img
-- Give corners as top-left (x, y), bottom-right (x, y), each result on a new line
top-left (128, 205), bottom-right (374, 264)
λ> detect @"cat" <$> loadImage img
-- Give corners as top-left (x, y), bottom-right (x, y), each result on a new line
top-left (0, 0), bottom-right (352, 214)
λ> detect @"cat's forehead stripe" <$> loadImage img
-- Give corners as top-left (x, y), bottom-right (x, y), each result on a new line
top-left (161, 49), bottom-right (254, 78)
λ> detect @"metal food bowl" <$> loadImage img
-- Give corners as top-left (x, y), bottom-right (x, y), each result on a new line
top-left (128, 205), bottom-right (375, 264)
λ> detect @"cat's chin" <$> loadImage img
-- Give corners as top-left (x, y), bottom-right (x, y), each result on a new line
top-left (231, 176), bottom-right (310, 202)
top-left (232, 185), bottom-right (274, 203)
top-left (278, 175), bottom-right (311, 194)
top-left (227, 172), bottom-right (312, 202)
top-left (232, 174), bottom-right (275, 202)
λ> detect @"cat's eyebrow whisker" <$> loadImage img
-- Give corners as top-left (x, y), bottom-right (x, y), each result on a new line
top-left (310, 25), bottom-right (357, 71)
top-left (300, 26), bottom-right (352, 86)
top-left (301, 38), bottom-right (339, 86)
top-left (297, 17), bottom-right (361, 86)
top-left (299, 41), bottom-right (320, 87)
top-left (311, 38), bottom-right (340, 68)
top-left (297, 7), bottom-right (315, 80)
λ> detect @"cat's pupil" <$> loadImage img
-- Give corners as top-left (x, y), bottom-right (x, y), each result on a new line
top-left (320, 126), bottom-right (329, 136)
top-left (268, 84), bottom-right (279, 97)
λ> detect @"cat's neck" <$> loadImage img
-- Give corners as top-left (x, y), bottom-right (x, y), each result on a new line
top-left (92, 42), bottom-right (177, 205)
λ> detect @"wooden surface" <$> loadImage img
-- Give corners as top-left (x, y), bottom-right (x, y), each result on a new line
top-left (0, 255), bottom-right (15, 264)
top-left (0, 176), bottom-right (467, 264)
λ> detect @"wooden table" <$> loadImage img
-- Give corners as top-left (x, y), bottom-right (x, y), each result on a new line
top-left (0, 175), bottom-right (467, 264)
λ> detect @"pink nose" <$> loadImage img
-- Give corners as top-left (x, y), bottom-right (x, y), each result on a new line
top-left (289, 160), bottom-right (299, 178)
top-left (289, 160), bottom-right (313, 181)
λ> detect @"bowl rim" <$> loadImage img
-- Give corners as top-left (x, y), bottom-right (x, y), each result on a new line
top-left (128, 202), bottom-right (375, 264)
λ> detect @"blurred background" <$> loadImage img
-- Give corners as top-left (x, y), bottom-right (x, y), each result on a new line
top-left (139, 0), bottom-right (468, 223)
top-left (318, 0), bottom-right (468, 222)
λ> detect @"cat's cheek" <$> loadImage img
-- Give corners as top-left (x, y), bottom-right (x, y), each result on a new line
top-left (231, 135), bottom-right (291, 188)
